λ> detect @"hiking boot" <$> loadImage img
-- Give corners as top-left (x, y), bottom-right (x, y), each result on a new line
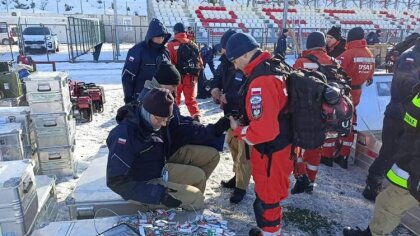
top-left (221, 175), bottom-right (236, 189)
top-left (362, 182), bottom-right (382, 201)
top-left (249, 227), bottom-right (262, 236)
top-left (334, 155), bottom-right (348, 169)
top-left (230, 188), bottom-right (246, 203)
top-left (291, 175), bottom-right (310, 194)
top-left (343, 226), bottom-right (372, 236)
top-left (320, 156), bottom-right (333, 167)
top-left (305, 181), bottom-right (315, 194)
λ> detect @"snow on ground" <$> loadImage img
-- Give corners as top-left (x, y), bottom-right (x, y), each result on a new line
top-left (0, 0), bottom-right (147, 16)
top-left (27, 60), bottom-right (412, 236)
top-left (0, 43), bottom-right (414, 235)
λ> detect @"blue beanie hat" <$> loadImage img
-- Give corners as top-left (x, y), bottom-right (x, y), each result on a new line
top-left (173, 23), bottom-right (185, 33)
top-left (220, 29), bottom-right (236, 49)
top-left (347, 27), bottom-right (365, 42)
top-left (306, 31), bottom-right (326, 49)
top-left (226, 33), bottom-right (259, 61)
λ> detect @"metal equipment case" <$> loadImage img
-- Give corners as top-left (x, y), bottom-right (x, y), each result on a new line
top-left (0, 123), bottom-right (24, 161)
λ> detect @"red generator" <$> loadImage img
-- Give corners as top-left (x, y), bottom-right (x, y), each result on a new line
top-left (85, 83), bottom-right (106, 113)
top-left (72, 96), bottom-right (93, 123)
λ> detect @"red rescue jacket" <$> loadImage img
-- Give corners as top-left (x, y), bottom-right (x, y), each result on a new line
top-left (293, 48), bottom-right (335, 70)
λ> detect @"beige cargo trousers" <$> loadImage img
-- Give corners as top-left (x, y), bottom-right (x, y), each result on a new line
top-left (227, 129), bottom-right (251, 190)
top-left (369, 184), bottom-right (418, 235)
top-left (130, 145), bottom-right (220, 211)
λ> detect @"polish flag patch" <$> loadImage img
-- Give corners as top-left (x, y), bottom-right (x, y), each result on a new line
top-left (129, 56), bottom-right (135, 62)
top-left (117, 138), bottom-right (127, 144)
top-left (251, 88), bottom-right (261, 95)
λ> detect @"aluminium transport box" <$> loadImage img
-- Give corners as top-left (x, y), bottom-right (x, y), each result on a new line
top-left (66, 147), bottom-right (149, 220)
top-left (37, 145), bottom-right (75, 177)
top-left (0, 159), bottom-right (38, 236)
top-left (0, 106), bottom-right (36, 150)
top-left (26, 71), bottom-right (72, 114)
top-left (0, 123), bottom-right (25, 161)
top-left (33, 175), bottom-right (58, 231)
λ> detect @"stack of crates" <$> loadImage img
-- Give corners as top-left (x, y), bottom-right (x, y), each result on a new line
top-left (0, 107), bottom-right (38, 171)
top-left (25, 71), bottom-right (76, 176)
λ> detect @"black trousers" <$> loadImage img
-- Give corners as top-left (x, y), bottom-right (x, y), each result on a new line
top-left (367, 116), bottom-right (404, 183)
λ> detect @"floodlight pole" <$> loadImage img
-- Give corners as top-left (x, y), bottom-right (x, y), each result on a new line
top-left (114, 0), bottom-right (120, 58)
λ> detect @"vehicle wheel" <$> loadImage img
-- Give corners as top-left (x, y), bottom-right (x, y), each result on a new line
top-left (56, 43), bottom-right (59, 52)
top-left (2, 38), bottom-right (10, 45)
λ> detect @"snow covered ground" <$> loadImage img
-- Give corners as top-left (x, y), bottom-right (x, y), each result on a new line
top-left (0, 0), bottom-right (147, 16)
top-left (17, 61), bottom-right (411, 236)
top-left (0, 42), bottom-right (414, 235)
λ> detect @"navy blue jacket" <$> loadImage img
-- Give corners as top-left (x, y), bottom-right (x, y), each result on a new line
top-left (385, 44), bottom-right (420, 120)
top-left (275, 34), bottom-right (287, 56)
top-left (211, 54), bottom-right (245, 116)
top-left (122, 19), bottom-right (171, 104)
top-left (200, 45), bottom-right (216, 76)
top-left (106, 104), bottom-right (167, 205)
top-left (138, 85), bottom-right (224, 156)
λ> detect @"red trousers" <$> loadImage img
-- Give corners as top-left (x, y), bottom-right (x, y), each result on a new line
top-left (176, 75), bottom-right (200, 118)
top-left (293, 148), bottom-right (321, 182)
top-left (252, 145), bottom-right (294, 233)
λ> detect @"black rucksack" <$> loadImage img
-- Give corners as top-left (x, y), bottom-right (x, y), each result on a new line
top-left (175, 41), bottom-right (201, 76)
top-left (304, 55), bottom-right (354, 136)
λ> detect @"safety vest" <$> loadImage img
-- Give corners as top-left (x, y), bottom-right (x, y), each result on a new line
top-left (387, 93), bottom-right (420, 189)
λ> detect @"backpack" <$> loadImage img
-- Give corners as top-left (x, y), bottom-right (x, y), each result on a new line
top-left (175, 41), bottom-right (201, 76)
top-left (240, 54), bottom-right (327, 151)
top-left (304, 55), bottom-right (354, 137)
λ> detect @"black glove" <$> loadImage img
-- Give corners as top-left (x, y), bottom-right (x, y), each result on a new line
top-left (366, 79), bottom-right (373, 87)
top-left (213, 117), bottom-right (231, 136)
top-left (160, 188), bottom-right (182, 208)
top-left (407, 175), bottom-right (420, 202)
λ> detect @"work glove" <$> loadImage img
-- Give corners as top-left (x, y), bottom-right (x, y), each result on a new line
top-left (213, 117), bottom-right (231, 136)
top-left (366, 79), bottom-right (373, 87)
top-left (160, 188), bottom-right (182, 208)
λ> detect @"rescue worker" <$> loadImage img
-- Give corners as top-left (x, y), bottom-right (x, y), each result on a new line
top-left (167, 23), bottom-right (202, 120)
top-left (211, 29), bottom-right (251, 204)
top-left (292, 32), bottom-right (336, 194)
top-left (107, 88), bottom-right (206, 210)
top-left (186, 26), bottom-right (196, 42)
top-left (366, 29), bottom-right (381, 45)
top-left (342, 82), bottom-right (420, 236)
top-left (121, 18), bottom-right (171, 104)
top-left (275, 29), bottom-right (288, 57)
top-left (138, 60), bottom-right (229, 160)
top-left (226, 33), bottom-right (294, 236)
top-left (197, 43), bottom-right (216, 99)
top-left (335, 27), bottom-right (375, 169)
top-left (326, 26), bottom-right (346, 58)
top-left (363, 37), bottom-right (420, 201)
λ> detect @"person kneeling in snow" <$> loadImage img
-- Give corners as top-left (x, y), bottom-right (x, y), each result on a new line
top-left (106, 88), bottom-right (207, 210)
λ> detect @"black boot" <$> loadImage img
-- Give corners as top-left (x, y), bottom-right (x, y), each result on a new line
top-left (343, 226), bottom-right (372, 236)
top-left (221, 175), bottom-right (236, 189)
top-left (230, 188), bottom-right (246, 203)
top-left (320, 156), bottom-right (333, 167)
top-left (305, 181), bottom-right (315, 194)
top-left (291, 175), bottom-right (310, 194)
top-left (334, 155), bottom-right (348, 169)
top-left (362, 182), bottom-right (382, 201)
top-left (249, 227), bottom-right (262, 236)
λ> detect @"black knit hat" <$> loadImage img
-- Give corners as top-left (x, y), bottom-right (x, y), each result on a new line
top-left (306, 31), bottom-right (326, 49)
top-left (282, 28), bottom-right (288, 33)
top-left (220, 29), bottom-right (236, 49)
top-left (173, 23), bottom-right (185, 34)
top-left (327, 26), bottom-right (342, 40)
top-left (226, 33), bottom-right (259, 61)
top-left (154, 61), bottom-right (181, 85)
top-left (143, 88), bottom-right (174, 117)
top-left (347, 27), bottom-right (365, 42)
